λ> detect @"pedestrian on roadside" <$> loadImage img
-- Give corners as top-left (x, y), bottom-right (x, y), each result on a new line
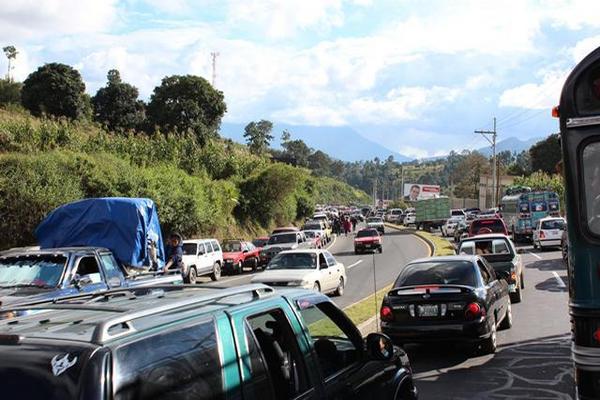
top-left (351, 216), bottom-right (358, 232)
top-left (343, 217), bottom-right (351, 236)
top-left (164, 233), bottom-right (185, 276)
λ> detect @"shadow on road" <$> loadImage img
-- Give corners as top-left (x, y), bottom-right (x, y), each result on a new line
top-left (535, 276), bottom-right (568, 293)
top-left (411, 334), bottom-right (574, 399)
top-left (526, 258), bottom-right (566, 272)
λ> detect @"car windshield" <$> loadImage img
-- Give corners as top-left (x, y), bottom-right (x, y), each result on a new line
top-left (541, 219), bottom-right (565, 230)
top-left (394, 261), bottom-right (477, 287)
top-left (182, 243), bottom-right (197, 255)
top-left (222, 241), bottom-right (242, 252)
top-left (0, 255), bottom-right (66, 288)
top-left (304, 224), bottom-right (321, 230)
top-left (304, 231), bottom-right (316, 238)
top-left (368, 217), bottom-right (382, 223)
top-left (252, 239), bottom-right (268, 248)
top-left (472, 219), bottom-right (504, 233)
top-left (268, 234), bottom-right (297, 244)
top-left (267, 253), bottom-right (318, 270)
top-left (357, 229), bottom-right (378, 238)
top-left (459, 239), bottom-right (512, 256)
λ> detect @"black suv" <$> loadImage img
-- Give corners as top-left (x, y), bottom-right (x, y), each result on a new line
top-left (0, 284), bottom-right (417, 399)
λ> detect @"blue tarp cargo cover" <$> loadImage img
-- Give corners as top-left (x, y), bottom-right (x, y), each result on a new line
top-left (36, 198), bottom-right (165, 269)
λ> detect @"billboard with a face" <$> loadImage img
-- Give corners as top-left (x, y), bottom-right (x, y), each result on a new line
top-left (403, 184), bottom-right (441, 201)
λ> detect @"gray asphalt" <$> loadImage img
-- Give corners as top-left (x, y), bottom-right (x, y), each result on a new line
top-left (199, 224), bottom-right (431, 309)
top-left (410, 238), bottom-right (573, 400)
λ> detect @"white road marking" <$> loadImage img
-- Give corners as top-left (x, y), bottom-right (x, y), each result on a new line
top-left (528, 251), bottom-right (543, 260)
top-left (347, 260), bottom-right (364, 270)
top-left (552, 271), bottom-right (567, 288)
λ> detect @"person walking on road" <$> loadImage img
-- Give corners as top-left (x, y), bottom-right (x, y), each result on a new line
top-left (351, 216), bottom-right (358, 232)
top-left (164, 233), bottom-right (185, 276)
top-left (343, 217), bottom-right (352, 236)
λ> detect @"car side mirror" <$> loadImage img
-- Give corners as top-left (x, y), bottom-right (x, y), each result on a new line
top-left (366, 333), bottom-right (394, 361)
top-left (72, 274), bottom-right (93, 289)
top-left (516, 248), bottom-right (525, 254)
top-left (243, 249), bottom-right (248, 253)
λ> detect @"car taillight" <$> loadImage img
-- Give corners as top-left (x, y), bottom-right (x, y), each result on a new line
top-left (511, 271), bottom-right (517, 282)
top-left (465, 302), bottom-right (485, 320)
top-left (540, 231), bottom-right (545, 239)
top-left (380, 306), bottom-right (394, 322)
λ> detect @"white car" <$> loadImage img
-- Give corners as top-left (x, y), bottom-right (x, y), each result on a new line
top-left (442, 217), bottom-right (464, 237)
top-left (181, 239), bottom-right (223, 283)
top-left (404, 212), bottom-right (416, 226)
top-left (367, 216), bottom-right (385, 234)
top-left (251, 249), bottom-right (347, 296)
top-left (533, 217), bottom-right (566, 250)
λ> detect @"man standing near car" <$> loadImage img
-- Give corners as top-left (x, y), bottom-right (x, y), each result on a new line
top-left (164, 233), bottom-right (185, 275)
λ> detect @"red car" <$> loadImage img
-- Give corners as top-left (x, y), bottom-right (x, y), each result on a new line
top-left (354, 228), bottom-right (383, 254)
top-left (221, 240), bottom-right (261, 274)
top-left (252, 236), bottom-right (270, 266)
top-left (469, 218), bottom-right (508, 237)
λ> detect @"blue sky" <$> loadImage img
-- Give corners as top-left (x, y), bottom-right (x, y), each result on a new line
top-left (2, 0), bottom-right (600, 158)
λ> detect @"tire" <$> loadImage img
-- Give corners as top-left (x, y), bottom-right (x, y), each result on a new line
top-left (520, 273), bottom-right (525, 289)
top-left (499, 302), bottom-right (513, 330)
top-left (237, 261), bottom-right (243, 275)
top-left (334, 277), bottom-right (345, 296)
top-left (533, 241), bottom-right (538, 250)
top-left (188, 267), bottom-right (197, 284)
top-left (378, 246), bottom-right (383, 254)
top-left (313, 282), bottom-right (321, 293)
top-left (251, 257), bottom-right (258, 272)
top-left (510, 287), bottom-right (522, 304)
top-left (479, 321), bottom-right (497, 354)
top-left (210, 262), bottom-right (221, 281)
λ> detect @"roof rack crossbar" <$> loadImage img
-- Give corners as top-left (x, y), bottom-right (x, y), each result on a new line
top-left (92, 284), bottom-right (274, 343)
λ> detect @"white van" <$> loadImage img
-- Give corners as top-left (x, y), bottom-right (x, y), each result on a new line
top-left (181, 239), bottom-right (223, 283)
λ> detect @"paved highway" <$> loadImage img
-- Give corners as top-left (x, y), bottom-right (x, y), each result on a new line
top-left (411, 240), bottom-right (573, 400)
top-left (200, 224), bottom-right (430, 309)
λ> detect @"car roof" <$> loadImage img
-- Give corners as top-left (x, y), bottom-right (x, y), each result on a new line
top-left (462, 233), bottom-right (510, 240)
top-left (539, 216), bottom-right (565, 221)
top-left (0, 284), bottom-right (309, 346)
top-left (278, 249), bottom-right (327, 255)
top-left (182, 239), bottom-right (217, 243)
top-left (0, 247), bottom-right (111, 257)
top-left (408, 255), bottom-right (479, 264)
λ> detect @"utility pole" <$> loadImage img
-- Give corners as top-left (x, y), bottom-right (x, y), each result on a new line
top-left (210, 51), bottom-right (220, 87)
top-left (475, 117), bottom-right (497, 207)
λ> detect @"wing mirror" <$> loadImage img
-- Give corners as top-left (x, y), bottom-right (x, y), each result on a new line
top-left (517, 248), bottom-right (526, 254)
top-left (366, 333), bottom-right (394, 361)
top-left (72, 274), bottom-right (93, 289)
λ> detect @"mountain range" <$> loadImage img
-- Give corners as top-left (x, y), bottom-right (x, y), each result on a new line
top-left (219, 122), bottom-right (543, 162)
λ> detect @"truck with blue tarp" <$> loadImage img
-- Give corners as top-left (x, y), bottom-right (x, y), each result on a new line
top-left (0, 198), bottom-right (182, 310)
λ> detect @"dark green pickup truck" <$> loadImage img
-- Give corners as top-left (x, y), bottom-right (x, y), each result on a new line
top-left (0, 284), bottom-right (417, 399)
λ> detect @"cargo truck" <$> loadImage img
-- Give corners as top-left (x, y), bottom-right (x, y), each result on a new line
top-left (415, 196), bottom-right (451, 231)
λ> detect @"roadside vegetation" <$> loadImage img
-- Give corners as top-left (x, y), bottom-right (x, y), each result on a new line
top-left (0, 60), bottom-right (370, 250)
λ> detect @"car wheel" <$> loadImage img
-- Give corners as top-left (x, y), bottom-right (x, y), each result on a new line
top-left (510, 287), bottom-right (522, 304)
top-left (210, 262), bottom-right (221, 281)
top-left (480, 321), bottom-right (497, 354)
top-left (499, 302), bottom-right (513, 330)
top-left (533, 241), bottom-right (538, 250)
top-left (251, 257), bottom-right (258, 272)
top-left (334, 277), bottom-right (345, 296)
top-left (313, 282), bottom-right (321, 293)
top-left (520, 273), bottom-right (525, 289)
top-left (188, 267), bottom-right (198, 284)
top-left (378, 246), bottom-right (383, 254)
top-left (237, 261), bottom-right (243, 275)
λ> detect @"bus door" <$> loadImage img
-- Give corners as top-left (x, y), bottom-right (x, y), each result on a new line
top-left (558, 45), bottom-right (600, 399)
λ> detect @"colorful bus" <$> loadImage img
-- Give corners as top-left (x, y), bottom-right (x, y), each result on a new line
top-left (500, 190), bottom-right (560, 241)
top-left (558, 44), bottom-right (600, 399)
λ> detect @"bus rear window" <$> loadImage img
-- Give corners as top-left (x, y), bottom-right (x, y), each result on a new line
top-left (519, 203), bottom-right (529, 212)
top-left (583, 142), bottom-right (600, 235)
top-left (531, 201), bottom-right (547, 212)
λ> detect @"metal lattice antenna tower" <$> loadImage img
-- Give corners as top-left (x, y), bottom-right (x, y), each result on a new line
top-left (210, 52), bottom-right (220, 87)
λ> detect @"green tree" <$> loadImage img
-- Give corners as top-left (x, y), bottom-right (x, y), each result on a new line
top-left (282, 139), bottom-right (312, 168)
top-left (3, 45), bottom-right (17, 81)
top-left (147, 75), bottom-right (226, 143)
top-left (0, 78), bottom-right (21, 106)
top-left (530, 134), bottom-right (561, 174)
top-left (21, 63), bottom-right (87, 119)
top-left (92, 69), bottom-right (146, 132)
top-left (308, 150), bottom-right (332, 176)
top-left (243, 119), bottom-right (273, 155)
top-left (453, 151), bottom-right (489, 198)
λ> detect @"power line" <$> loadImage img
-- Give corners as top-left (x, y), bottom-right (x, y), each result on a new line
top-left (475, 117), bottom-right (498, 206)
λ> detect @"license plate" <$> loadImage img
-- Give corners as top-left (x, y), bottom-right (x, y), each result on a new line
top-left (365, 244), bottom-right (372, 248)
top-left (418, 304), bottom-right (438, 317)
top-left (551, 230), bottom-right (559, 236)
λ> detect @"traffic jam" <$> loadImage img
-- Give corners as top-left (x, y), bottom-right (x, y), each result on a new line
top-left (4, 7), bottom-right (600, 400)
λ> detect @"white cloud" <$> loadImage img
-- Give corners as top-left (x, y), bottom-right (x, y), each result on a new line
top-left (499, 69), bottom-right (568, 110)
top-left (0, 0), bottom-right (118, 41)
top-left (572, 35), bottom-right (600, 64)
